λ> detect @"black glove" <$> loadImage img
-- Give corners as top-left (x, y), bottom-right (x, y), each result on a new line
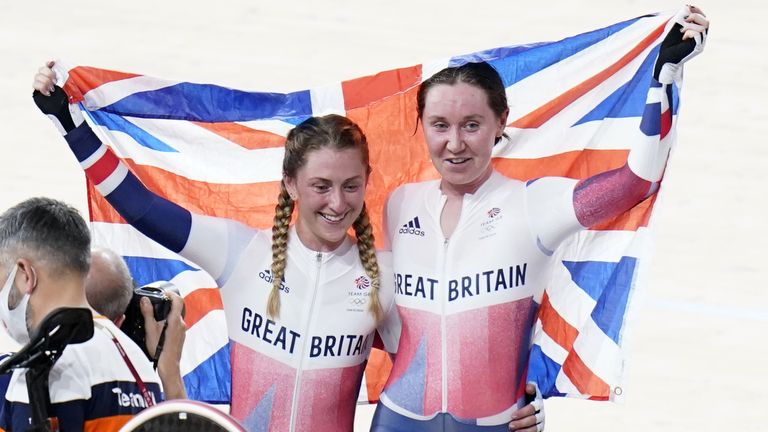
top-left (653, 11), bottom-right (707, 84)
top-left (33, 85), bottom-right (80, 133)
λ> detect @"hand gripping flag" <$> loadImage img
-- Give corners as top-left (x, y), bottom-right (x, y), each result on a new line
top-left (55, 9), bottom-right (691, 403)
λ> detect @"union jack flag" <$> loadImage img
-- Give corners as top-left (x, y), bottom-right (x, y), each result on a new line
top-left (55, 9), bottom-right (687, 404)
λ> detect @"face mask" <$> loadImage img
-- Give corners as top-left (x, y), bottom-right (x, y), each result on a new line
top-left (0, 265), bottom-right (31, 344)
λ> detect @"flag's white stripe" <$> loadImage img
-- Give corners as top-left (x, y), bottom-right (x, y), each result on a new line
top-left (503, 14), bottom-right (668, 122)
top-left (498, 50), bottom-right (659, 159)
top-left (91, 224), bottom-right (223, 306)
top-left (90, 222), bottom-right (199, 265)
top-left (89, 122), bottom-right (285, 184)
top-left (496, 116), bottom-right (651, 161)
top-left (81, 75), bottom-right (180, 110)
top-left (572, 317), bottom-right (624, 391)
top-left (119, 116), bottom-right (285, 182)
top-left (557, 229), bottom-right (649, 263)
top-left (168, 269), bottom-right (220, 298)
top-left (180, 310), bottom-right (229, 376)
top-left (310, 82), bottom-right (346, 116)
top-left (554, 371), bottom-right (582, 398)
top-left (52, 62), bottom-right (71, 88)
top-left (507, 38), bottom-right (656, 130)
top-left (647, 85), bottom-right (664, 104)
top-left (421, 57), bottom-right (452, 82)
top-left (532, 320), bottom-right (568, 365)
top-left (235, 119), bottom-right (295, 137)
top-left (357, 374), bottom-right (369, 403)
top-left (544, 275), bottom-right (597, 333)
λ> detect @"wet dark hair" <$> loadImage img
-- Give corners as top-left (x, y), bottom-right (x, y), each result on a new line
top-left (417, 61), bottom-right (508, 144)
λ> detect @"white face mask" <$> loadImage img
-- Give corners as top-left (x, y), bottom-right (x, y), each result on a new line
top-left (0, 264), bottom-right (31, 344)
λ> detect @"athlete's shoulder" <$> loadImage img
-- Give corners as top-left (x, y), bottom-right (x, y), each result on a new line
top-left (390, 179), bottom-right (439, 198)
top-left (488, 170), bottom-right (525, 191)
top-left (250, 226), bottom-right (274, 248)
top-left (493, 169), bottom-right (522, 184)
top-left (386, 180), bottom-right (439, 215)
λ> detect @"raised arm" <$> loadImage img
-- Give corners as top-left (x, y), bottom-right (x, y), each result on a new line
top-left (528, 7), bottom-right (708, 251)
top-left (32, 62), bottom-right (255, 284)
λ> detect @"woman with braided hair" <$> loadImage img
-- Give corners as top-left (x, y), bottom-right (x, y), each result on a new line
top-left (266, 116), bottom-right (386, 323)
top-left (32, 64), bottom-right (397, 432)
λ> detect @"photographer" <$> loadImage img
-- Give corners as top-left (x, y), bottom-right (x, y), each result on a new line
top-left (0, 198), bottom-right (162, 431)
top-left (85, 247), bottom-right (187, 400)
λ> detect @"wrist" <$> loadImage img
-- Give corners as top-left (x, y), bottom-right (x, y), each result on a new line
top-left (33, 86), bottom-right (84, 135)
top-left (158, 357), bottom-right (181, 376)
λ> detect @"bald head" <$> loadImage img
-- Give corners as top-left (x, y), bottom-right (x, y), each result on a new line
top-left (86, 248), bottom-right (133, 323)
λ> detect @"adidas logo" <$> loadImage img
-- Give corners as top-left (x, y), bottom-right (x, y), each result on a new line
top-left (258, 269), bottom-right (291, 293)
top-left (399, 216), bottom-right (425, 237)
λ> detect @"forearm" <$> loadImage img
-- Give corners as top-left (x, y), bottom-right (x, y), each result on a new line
top-left (573, 165), bottom-right (652, 228)
top-left (159, 363), bottom-right (188, 400)
top-left (573, 82), bottom-right (670, 227)
top-left (65, 122), bottom-right (192, 253)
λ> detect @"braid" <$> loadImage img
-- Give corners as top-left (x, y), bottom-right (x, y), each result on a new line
top-left (268, 182), bottom-right (294, 319)
top-left (352, 204), bottom-right (383, 323)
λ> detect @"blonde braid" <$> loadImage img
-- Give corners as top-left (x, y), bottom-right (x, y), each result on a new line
top-left (352, 204), bottom-right (383, 323)
top-left (268, 183), bottom-right (294, 319)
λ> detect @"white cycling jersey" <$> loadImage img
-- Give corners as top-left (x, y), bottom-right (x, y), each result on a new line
top-left (184, 220), bottom-right (397, 432)
top-left (378, 170), bottom-right (582, 426)
top-left (64, 124), bottom-right (397, 432)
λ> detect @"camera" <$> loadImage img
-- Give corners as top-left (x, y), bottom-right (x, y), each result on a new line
top-left (120, 281), bottom-right (179, 360)
top-left (135, 282), bottom-right (174, 321)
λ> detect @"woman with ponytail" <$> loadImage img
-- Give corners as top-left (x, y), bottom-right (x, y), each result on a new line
top-left (372, 7), bottom-right (708, 432)
top-left (32, 63), bottom-right (396, 432)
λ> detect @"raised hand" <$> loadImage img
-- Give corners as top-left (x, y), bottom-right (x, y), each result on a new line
top-left (654, 5), bottom-right (709, 84)
top-left (32, 60), bottom-right (83, 134)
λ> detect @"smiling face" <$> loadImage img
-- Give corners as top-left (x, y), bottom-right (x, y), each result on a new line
top-left (284, 147), bottom-right (367, 252)
top-left (422, 81), bottom-right (508, 196)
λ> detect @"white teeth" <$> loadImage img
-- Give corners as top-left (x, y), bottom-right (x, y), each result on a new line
top-left (321, 213), bottom-right (345, 222)
top-left (446, 158), bottom-right (469, 164)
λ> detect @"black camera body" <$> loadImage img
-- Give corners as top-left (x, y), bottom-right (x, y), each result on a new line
top-left (120, 281), bottom-right (178, 360)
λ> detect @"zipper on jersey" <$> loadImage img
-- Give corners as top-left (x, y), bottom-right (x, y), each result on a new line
top-left (440, 236), bottom-right (449, 412)
top-left (288, 251), bottom-right (323, 432)
top-left (438, 194), bottom-right (467, 414)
